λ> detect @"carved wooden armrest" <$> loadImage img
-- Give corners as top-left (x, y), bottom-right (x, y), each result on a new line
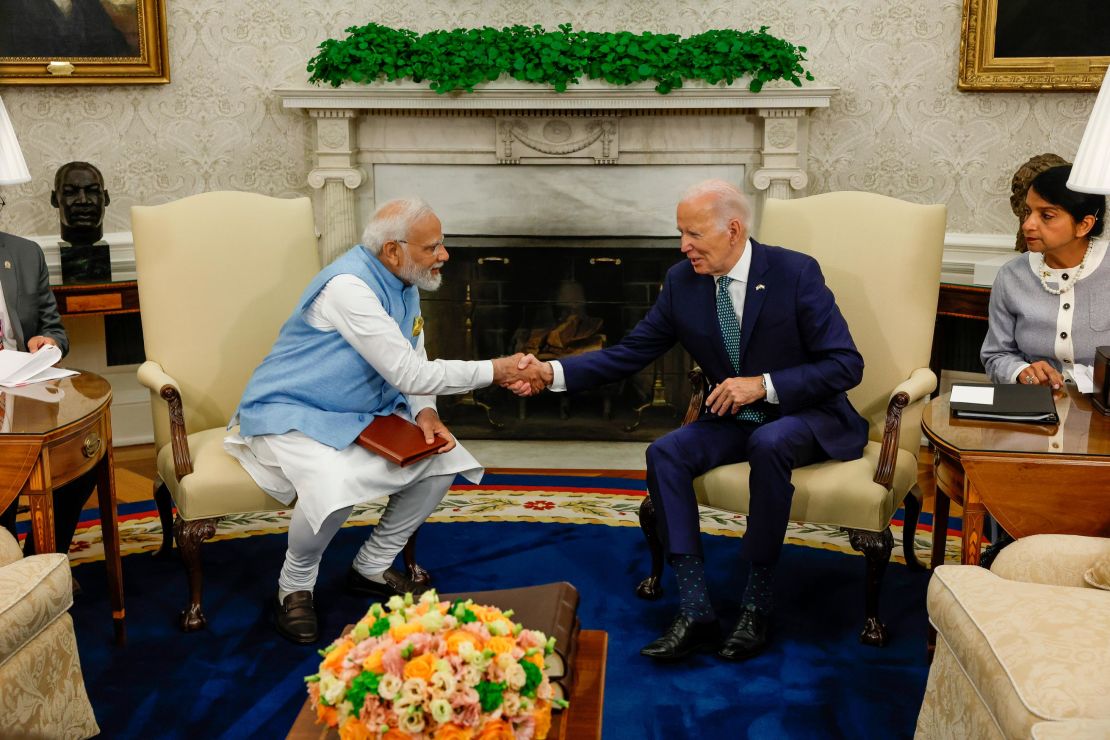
top-left (685, 366), bottom-right (707, 425)
top-left (873, 368), bottom-right (937, 488)
top-left (137, 360), bottom-right (193, 481)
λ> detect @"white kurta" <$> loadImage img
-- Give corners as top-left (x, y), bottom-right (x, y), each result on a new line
top-left (225, 274), bottom-right (492, 534)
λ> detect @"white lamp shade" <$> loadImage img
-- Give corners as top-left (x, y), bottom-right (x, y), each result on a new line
top-left (0, 95), bottom-right (31, 186)
top-left (1069, 75), bottom-right (1110, 195)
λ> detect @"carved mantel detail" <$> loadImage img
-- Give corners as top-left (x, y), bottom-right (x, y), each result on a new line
top-left (277, 81), bottom-right (836, 250)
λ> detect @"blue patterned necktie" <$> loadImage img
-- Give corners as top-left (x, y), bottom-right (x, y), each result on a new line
top-left (716, 276), bottom-right (765, 424)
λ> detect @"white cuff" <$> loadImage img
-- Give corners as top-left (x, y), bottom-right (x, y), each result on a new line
top-left (550, 360), bottom-right (567, 392)
top-left (763, 373), bottom-right (779, 404)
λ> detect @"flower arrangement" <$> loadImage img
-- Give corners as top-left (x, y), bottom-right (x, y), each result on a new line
top-left (306, 590), bottom-right (567, 739)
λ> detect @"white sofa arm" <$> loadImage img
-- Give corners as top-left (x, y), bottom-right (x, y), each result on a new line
top-left (137, 360), bottom-right (180, 394)
top-left (889, 367), bottom-right (936, 405)
top-left (992, 534), bottom-right (1110, 588)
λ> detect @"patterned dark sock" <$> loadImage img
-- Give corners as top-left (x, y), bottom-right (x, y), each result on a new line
top-left (670, 554), bottom-right (715, 623)
top-left (741, 563), bottom-right (776, 615)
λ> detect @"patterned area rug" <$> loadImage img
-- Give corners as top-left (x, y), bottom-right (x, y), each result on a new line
top-left (66, 472), bottom-right (963, 566)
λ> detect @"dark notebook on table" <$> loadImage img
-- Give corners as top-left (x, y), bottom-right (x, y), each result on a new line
top-left (441, 582), bottom-right (581, 702)
top-left (355, 413), bottom-right (447, 466)
top-left (949, 383), bottom-right (1059, 424)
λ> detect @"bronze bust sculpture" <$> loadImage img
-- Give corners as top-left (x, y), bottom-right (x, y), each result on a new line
top-left (1010, 153), bottom-right (1069, 252)
top-left (51, 161), bottom-right (112, 283)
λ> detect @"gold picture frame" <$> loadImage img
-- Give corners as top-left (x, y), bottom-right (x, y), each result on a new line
top-left (0, 0), bottom-right (168, 85)
top-left (959, 0), bottom-right (1109, 91)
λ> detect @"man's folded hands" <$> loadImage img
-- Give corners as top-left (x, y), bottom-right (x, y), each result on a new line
top-left (492, 353), bottom-right (554, 396)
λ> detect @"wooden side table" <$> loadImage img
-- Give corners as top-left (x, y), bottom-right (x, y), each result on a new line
top-left (51, 279), bottom-right (140, 317)
top-left (0, 372), bottom-right (125, 644)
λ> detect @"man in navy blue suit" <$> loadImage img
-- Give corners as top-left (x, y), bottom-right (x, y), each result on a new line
top-left (516, 180), bottom-right (869, 662)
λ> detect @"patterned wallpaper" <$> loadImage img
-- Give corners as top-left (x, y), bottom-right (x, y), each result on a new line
top-left (0, 0), bottom-right (1096, 239)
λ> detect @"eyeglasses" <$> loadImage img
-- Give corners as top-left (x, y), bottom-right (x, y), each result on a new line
top-left (397, 238), bottom-right (447, 256)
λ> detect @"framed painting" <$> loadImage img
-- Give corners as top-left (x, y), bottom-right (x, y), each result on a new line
top-left (959, 0), bottom-right (1110, 91)
top-left (0, 0), bottom-right (168, 85)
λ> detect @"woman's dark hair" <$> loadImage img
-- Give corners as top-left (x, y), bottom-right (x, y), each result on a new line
top-left (1028, 165), bottom-right (1105, 238)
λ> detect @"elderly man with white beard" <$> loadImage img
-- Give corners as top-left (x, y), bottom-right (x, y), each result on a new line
top-left (225, 197), bottom-right (544, 643)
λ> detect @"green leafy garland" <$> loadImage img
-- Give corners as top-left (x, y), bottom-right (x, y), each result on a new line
top-left (307, 24), bottom-right (813, 94)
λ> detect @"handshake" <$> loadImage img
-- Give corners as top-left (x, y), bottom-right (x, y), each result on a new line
top-left (491, 353), bottom-right (553, 397)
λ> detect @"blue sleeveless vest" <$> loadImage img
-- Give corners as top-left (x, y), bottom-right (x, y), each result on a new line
top-left (236, 245), bottom-right (422, 449)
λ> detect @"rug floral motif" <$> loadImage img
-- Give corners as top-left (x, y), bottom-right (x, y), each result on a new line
top-left (66, 483), bottom-right (961, 566)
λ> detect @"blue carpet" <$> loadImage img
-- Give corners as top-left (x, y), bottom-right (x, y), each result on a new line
top-left (70, 517), bottom-right (932, 739)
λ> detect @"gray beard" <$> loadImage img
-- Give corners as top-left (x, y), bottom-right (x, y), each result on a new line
top-left (400, 258), bottom-right (443, 292)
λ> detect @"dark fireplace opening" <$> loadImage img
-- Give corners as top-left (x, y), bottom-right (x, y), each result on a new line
top-left (422, 236), bottom-right (695, 441)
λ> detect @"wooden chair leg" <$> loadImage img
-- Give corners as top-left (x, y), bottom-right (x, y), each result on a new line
top-left (403, 526), bottom-right (432, 586)
top-left (152, 480), bottom-right (175, 559)
top-left (901, 486), bottom-right (928, 572)
top-left (174, 516), bottom-right (219, 632)
top-left (847, 526), bottom-right (893, 647)
top-left (635, 495), bottom-right (665, 600)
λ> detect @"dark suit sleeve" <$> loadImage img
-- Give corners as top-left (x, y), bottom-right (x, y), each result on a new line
top-left (30, 246), bottom-right (69, 357)
top-left (767, 258), bottom-right (862, 414)
top-left (561, 270), bottom-right (679, 391)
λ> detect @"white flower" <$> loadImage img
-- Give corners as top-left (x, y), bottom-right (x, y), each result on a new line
top-left (318, 672), bottom-right (346, 706)
top-left (419, 589), bottom-right (439, 606)
top-left (505, 662), bottom-right (526, 690)
top-left (495, 653), bottom-right (514, 672)
top-left (429, 698), bottom-right (453, 724)
top-left (378, 673), bottom-right (402, 700)
top-left (487, 619), bottom-right (512, 636)
top-left (501, 692), bottom-right (522, 717)
top-left (458, 642), bottom-right (479, 663)
top-left (420, 610), bottom-right (445, 633)
top-left (400, 708), bottom-right (426, 734)
top-left (387, 595), bottom-right (405, 612)
top-left (430, 671), bottom-right (457, 696)
top-left (402, 677), bottom-right (428, 701)
top-left (463, 665), bottom-right (483, 685)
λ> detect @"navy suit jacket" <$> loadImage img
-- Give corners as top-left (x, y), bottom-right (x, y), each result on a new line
top-left (561, 239), bottom-right (869, 461)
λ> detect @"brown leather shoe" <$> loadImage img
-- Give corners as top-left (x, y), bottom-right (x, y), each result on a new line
top-left (273, 591), bottom-right (317, 644)
top-left (345, 566), bottom-right (429, 599)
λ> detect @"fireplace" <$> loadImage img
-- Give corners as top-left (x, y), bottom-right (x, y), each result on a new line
top-left (277, 79), bottom-right (835, 439)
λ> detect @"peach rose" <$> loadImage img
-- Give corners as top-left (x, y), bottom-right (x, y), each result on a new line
top-left (433, 724), bottom-right (475, 740)
top-left (390, 621), bottom-right (425, 642)
top-left (362, 649), bottom-right (385, 674)
top-left (477, 607), bottom-right (505, 625)
top-left (445, 630), bottom-right (482, 655)
top-left (403, 652), bottom-right (437, 681)
top-left (382, 730), bottom-right (413, 740)
top-left (485, 636), bottom-right (515, 655)
top-left (476, 719), bottom-right (514, 740)
top-left (339, 717), bottom-right (373, 740)
top-left (321, 639), bottom-right (354, 672)
top-left (533, 700), bottom-right (552, 740)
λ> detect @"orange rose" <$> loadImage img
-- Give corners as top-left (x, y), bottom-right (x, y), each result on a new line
top-left (390, 620), bottom-right (425, 642)
top-left (339, 717), bottom-right (373, 740)
top-left (445, 630), bottom-right (482, 654)
top-left (403, 652), bottom-right (437, 681)
top-left (382, 730), bottom-right (412, 740)
top-left (477, 606), bottom-right (505, 624)
top-left (322, 639), bottom-right (354, 672)
top-left (433, 724), bottom-right (475, 740)
top-left (476, 719), bottom-right (514, 740)
top-left (362, 649), bottom-right (384, 674)
top-left (315, 703), bottom-right (338, 728)
top-left (523, 652), bottom-right (544, 670)
top-left (485, 636), bottom-right (515, 655)
top-left (533, 700), bottom-right (552, 740)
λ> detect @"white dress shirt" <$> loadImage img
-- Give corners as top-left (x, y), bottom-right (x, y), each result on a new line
top-left (548, 239), bottom-right (779, 403)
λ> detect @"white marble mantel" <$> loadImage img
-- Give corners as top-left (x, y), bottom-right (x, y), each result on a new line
top-left (276, 79), bottom-right (837, 263)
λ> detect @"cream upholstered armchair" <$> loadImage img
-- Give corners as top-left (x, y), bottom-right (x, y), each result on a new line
top-left (916, 535), bottom-right (1110, 739)
top-left (636, 191), bottom-right (946, 645)
top-left (0, 527), bottom-right (99, 738)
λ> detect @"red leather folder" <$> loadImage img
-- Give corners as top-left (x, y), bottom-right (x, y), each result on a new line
top-left (354, 413), bottom-right (447, 466)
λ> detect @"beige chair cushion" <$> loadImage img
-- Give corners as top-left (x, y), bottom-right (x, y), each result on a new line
top-left (1085, 554), bottom-right (1110, 591)
top-left (693, 441), bottom-right (917, 532)
top-left (158, 427), bottom-right (291, 521)
top-left (0, 552), bottom-right (72, 665)
top-left (1032, 719), bottom-right (1110, 740)
top-left (0, 527), bottom-right (22, 567)
top-left (0, 615), bottom-right (100, 739)
top-left (926, 564), bottom-right (1110, 738)
top-left (992, 534), bottom-right (1110, 588)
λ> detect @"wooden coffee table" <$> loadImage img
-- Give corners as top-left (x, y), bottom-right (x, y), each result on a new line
top-left (286, 630), bottom-right (607, 740)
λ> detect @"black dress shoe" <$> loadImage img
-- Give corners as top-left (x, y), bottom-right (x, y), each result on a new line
top-left (640, 612), bottom-right (721, 661)
top-left (717, 606), bottom-right (770, 662)
top-left (345, 566), bottom-right (429, 599)
top-left (274, 590), bottom-right (318, 644)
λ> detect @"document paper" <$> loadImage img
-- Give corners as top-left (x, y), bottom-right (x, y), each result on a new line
top-left (950, 385), bottom-right (995, 406)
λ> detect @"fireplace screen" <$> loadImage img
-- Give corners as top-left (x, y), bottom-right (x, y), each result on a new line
top-left (421, 237), bottom-right (695, 441)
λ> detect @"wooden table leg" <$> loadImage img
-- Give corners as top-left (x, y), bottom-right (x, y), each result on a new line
top-left (960, 478), bottom-right (984, 566)
top-left (96, 413), bottom-right (126, 645)
top-left (24, 457), bottom-right (56, 553)
top-left (930, 487), bottom-right (950, 570)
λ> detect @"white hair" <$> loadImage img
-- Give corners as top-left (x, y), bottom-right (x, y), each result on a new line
top-left (681, 179), bottom-right (752, 230)
top-left (360, 197), bottom-right (435, 255)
